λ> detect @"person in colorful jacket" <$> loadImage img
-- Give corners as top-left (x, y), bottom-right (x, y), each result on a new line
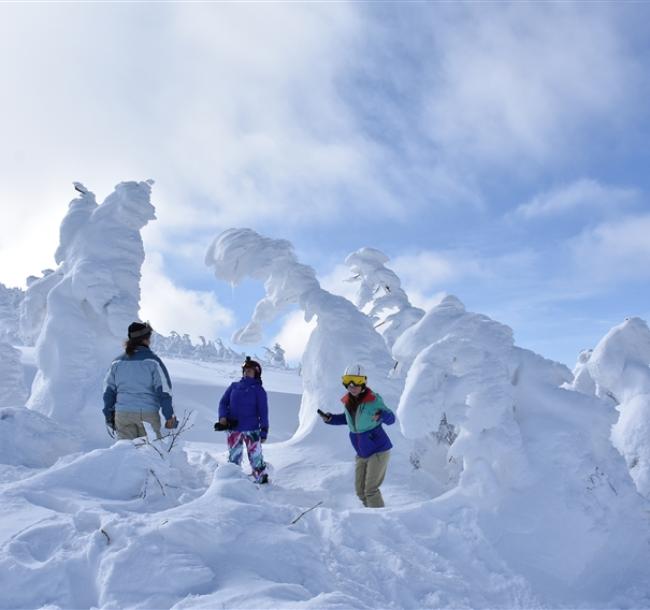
top-left (319, 364), bottom-right (395, 508)
top-left (217, 356), bottom-right (269, 484)
top-left (102, 321), bottom-right (177, 440)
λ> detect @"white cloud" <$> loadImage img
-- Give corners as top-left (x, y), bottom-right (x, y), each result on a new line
top-left (514, 179), bottom-right (639, 220)
top-left (391, 251), bottom-right (484, 294)
top-left (271, 310), bottom-right (316, 363)
top-left (569, 213), bottom-right (650, 285)
top-left (0, 3), bottom-right (388, 287)
top-left (140, 252), bottom-right (234, 341)
top-left (318, 263), bottom-right (359, 303)
top-left (420, 4), bottom-right (643, 168)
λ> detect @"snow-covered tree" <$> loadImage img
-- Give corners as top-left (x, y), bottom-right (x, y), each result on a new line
top-left (345, 247), bottom-right (424, 351)
top-left (0, 283), bottom-right (24, 344)
top-left (205, 228), bottom-right (399, 444)
top-left (568, 317), bottom-right (650, 497)
top-left (26, 181), bottom-right (156, 440)
top-left (19, 270), bottom-right (62, 346)
top-left (0, 341), bottom-right (28, 408)
top-left (396, 295), bottom-right (647, 596)
top-left (397, 295), bottom-right (527, 490)
top-left (263, 342), bottom-right (287, 368)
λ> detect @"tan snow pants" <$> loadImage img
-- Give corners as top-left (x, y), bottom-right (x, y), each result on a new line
top-left (115, 411), bottom-right (162, 440)
top-left (355, 450), bottom-right (390, 508)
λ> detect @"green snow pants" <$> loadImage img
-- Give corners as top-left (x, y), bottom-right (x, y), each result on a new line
top-left (355, 450), bottom-right (390, 508)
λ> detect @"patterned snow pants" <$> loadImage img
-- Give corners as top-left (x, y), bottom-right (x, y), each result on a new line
top-left (227, 430), bottom-right (267, 481)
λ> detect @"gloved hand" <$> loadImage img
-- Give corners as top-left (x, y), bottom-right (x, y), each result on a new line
top-left (317, 409), bottom-right (332, 422)
top-left (214, 418), bottom-right (238, 431)
top-left (106, 412), bottom-right (116, 430)
top-left (165, 415), bottom-right (178, 429)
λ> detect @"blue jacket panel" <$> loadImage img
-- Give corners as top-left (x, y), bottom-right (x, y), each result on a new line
top-left (219, 377), bottom-right (269, 437)
top-left (326, 389), bottom-right (395, 458)
top-left (102, 347), bottom-right (174, 420)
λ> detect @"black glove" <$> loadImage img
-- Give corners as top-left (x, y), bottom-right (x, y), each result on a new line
top-left (106, 412), bottom-right (116, 430)
top-left (317, 409), bottom-right (332, 422)
top-left (214, 418), bottom-right (238, 431)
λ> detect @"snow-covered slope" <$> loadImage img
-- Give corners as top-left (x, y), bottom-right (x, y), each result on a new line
top-left (1, 344), bottom-right (649, 609)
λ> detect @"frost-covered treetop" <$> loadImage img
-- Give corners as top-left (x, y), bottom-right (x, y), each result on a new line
top-left (205, 228), bottom-right (321, 344)
top-left (393, 294), bottom-right (513, 375)
top-left (575, 317), bottom-right (650, 403)
top-left (345, 247), bottom-right (424, 349)
top-left (568, 317), bottom-right (650, 498)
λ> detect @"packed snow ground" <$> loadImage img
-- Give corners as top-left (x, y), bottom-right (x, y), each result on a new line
top-left (0, 353), bottom-right (648, 610)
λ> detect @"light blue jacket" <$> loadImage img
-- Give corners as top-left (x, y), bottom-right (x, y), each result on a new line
top-left (102, 346), bottom-right (174, 420)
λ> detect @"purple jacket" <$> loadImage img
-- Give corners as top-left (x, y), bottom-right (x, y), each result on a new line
top-left (219, 377), bottom-right (269, 438)
top-left (326, 389), bottom-right (395, 458)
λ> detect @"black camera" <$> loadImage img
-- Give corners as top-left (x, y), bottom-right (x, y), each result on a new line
top-left (213, 418), bottom-right (238, 431)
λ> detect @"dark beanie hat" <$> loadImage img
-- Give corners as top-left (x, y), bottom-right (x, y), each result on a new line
top-left (128, 321), bottom-right (153, 339)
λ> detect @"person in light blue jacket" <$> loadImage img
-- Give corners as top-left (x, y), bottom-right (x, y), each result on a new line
top-left (102, 321), bottom-right (177, 440)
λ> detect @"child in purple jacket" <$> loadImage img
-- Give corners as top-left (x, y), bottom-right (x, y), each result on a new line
top-left (217, 357), bottom-right (269, 483)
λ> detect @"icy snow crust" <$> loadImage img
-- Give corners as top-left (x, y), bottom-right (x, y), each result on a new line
top-left (1, 193), bottom-right (650, 609)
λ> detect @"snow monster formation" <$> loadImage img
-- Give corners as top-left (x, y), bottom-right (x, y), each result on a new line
top-left (25, 181), bottom-right (156, 440)
top-left (569, 316), bottom-right (650, 498)
top-left (396, 295), bottom-right (650, 604)
top-left (345, 247), bottom-right (424, 351)
top-left (205, 228), bottom-right (399, 446)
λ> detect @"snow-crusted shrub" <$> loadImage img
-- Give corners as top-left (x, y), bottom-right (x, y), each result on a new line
top-left (569, 317), bottom-right (650, 497)
top-left (0, 342), bottom-right (28, 408)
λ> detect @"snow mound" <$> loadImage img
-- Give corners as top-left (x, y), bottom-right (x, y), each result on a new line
top-left (0, 407), bottom-right (83, 468)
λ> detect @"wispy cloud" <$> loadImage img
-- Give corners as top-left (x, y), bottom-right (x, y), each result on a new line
top-left (417, 3), bottom-right (644, 169)
top-left (391, 251), bottom-right (485, 294)
top-left (569, 213), bottom-right (650, 285)
top-left (514, 179), bottom-right (639, 220)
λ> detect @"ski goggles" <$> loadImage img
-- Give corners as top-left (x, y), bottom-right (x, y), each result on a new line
top-left (342, 374), bottom-right (366, 388)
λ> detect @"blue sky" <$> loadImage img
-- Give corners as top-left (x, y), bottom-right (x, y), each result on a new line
top-left (1, 2), bottom-right (650, 366)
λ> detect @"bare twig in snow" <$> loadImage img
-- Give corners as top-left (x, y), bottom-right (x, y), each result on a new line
top-left (100, 528), bottom-right (110, 545)
top-left (290, 501), bottom-right (323, 525)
